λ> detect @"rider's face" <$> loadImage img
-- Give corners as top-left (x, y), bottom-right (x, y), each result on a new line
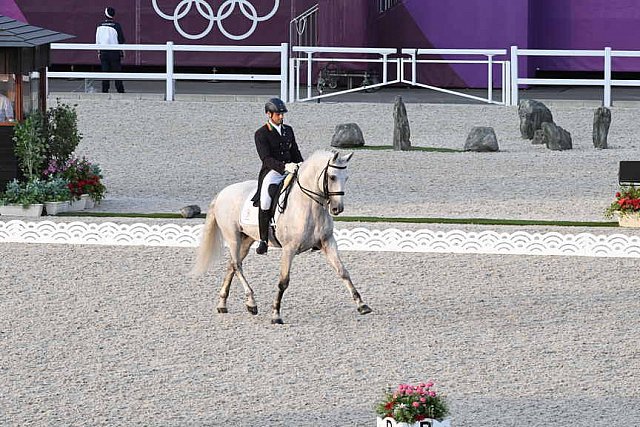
top-left (269, 112), bottom-right (284, 125)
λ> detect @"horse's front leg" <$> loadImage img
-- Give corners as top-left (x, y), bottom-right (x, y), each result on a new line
top-left (271, 247), bottom-right (296, 324)
top-left (321, 235), bottom-right (372, 315)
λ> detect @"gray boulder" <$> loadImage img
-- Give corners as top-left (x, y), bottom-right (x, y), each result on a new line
top-left (593, 106), bottom-right (611, 149)
top-left (330, 123), bottom-right (365, 148)
top-left (180, 205), bottom-right (201, 218)
top-left (518, 99), bottom-right (554, 139)
top-left (542, 122), bottom-right (572, 151)
top-left (532, 129), bottom-right (546, 145)
top-left (464, 126), bottom-right (499, 152)
top-left (393, 95), bottom-right (411, 151)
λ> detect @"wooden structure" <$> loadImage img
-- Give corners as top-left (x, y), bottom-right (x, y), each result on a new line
top-left (0, 15), bottom-right (73, 190)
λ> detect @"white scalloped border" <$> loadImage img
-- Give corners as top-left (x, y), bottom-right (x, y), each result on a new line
top-left (1, 220), bottom-right (639, 258)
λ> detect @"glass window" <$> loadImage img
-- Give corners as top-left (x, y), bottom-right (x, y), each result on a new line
top-left (0, 74), bottom-right (16, 123)
top-left (21, 72), bottom-right (40, 118)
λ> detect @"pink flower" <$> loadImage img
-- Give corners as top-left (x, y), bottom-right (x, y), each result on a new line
top-left (412, 402), bottom-right (420, 408)
top-left (426, 381), bottom-right (434, 388)
top-left (428, 391), bottom-right (436, 397)
top-left (420, 397), bottom-right (426, 402)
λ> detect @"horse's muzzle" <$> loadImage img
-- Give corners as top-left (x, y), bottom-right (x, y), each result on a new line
top-left (331, 206), bottom-right (343, 215)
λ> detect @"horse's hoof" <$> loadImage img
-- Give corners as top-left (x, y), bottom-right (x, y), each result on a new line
top-left (271, 318), bottom-right (284, 325)
top-left (358, 304), bottom-right (372, 315)
top-left (246, 305), bottom-right (258, 315)
top-left (217, 307), bottom-right (228, 314)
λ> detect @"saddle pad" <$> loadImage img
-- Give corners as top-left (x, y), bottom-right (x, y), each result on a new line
top-left (239, 181), bottom-right (289, 227)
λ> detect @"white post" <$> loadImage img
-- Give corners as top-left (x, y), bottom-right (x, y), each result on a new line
top-left (289, 58), bottom-right (296, 102)
top-left (411, 49), bottom-right (417, 85)
top-left (307, 52), bottom-right (313, 99)
top-left (502, 61), bottom-right (511, 106)
top-left (487, 54), bottom-right (493, 103)
top-left (604, 47), bottom-right (612, 107)
top-left (382, 53), bottom-right (388, 83)
top-left (165, 41), bottom-right (174, 101)
top-left (510, 45), bottom-right (518, 107)
top-left (45, 66), bottom-right (49, 97)
top-left (280, 42), bottom-right (288, 102)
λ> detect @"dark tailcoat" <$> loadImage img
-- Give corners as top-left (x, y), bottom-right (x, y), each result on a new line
top-left (251, 122), bottom-right (303, 205)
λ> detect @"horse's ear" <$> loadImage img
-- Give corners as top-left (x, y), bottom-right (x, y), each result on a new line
top-left (342, 152), bottom-right (354, 162)
top-left (332, 151), bottom-right (339, 161)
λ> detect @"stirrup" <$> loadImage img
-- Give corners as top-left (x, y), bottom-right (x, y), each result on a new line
top-left (256, 240), bottom-right (268, 255)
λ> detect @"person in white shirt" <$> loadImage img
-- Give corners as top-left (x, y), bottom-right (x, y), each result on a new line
top-left (96, 6), bottom-right (126, 93)
top-left (0, 92), bottom-right (14, 122)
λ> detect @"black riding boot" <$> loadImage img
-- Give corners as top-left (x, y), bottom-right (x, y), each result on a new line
top-left (256, 209), bottom-right (270, 254)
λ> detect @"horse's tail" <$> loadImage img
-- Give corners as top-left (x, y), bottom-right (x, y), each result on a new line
top-left (191, 197), bottom-right (224, 277)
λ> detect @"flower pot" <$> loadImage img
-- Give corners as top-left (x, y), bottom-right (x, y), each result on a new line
top-left (377, 417), bottom-right (451, 427)
top-left (618, 212), bottom-right (640, 227)
top-left (44, 201), bottom-right (70, 216)
top-left (68, 197), bottom-right (86, 211)
top-left (0, 203), bottom-right (44, 217)
top-left (85, 196), bottom-right (95, 209)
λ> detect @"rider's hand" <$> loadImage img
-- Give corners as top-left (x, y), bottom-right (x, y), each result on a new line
top-left (284, 163), bottom-right (299, 174)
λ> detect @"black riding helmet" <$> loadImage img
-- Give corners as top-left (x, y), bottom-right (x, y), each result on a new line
top-left (265, 97), bottom-right (288, 114)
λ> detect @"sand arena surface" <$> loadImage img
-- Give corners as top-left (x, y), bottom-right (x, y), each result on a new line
top-left (2, 97), bottom-right (640, 426)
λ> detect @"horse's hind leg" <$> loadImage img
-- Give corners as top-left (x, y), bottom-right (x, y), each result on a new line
top-left (321, 235), bottom-right (372, 315)
top-left (216, 262), bottom-right (235, 313)
top-left (228, 235), bottom-right (259, 315)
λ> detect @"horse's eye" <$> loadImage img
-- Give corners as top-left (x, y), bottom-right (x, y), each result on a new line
top-left (329, 175), bottom-right (336, 181)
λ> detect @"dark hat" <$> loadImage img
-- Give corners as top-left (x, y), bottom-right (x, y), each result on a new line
top-left (265, 98), bottom-right (287, 114)
top-left (105, 7), bottom-right (115, 19)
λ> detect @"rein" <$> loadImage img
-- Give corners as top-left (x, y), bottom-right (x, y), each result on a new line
top-left (296, 160), bottom-right (346, 206)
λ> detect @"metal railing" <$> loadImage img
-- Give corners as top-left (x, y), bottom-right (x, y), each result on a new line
top-left (48, 42), bottom-right (290, 101)
top-left (290, 46), bottom-right (399, 102)
top-left (401, 48), bottom-right (510, 105)
top-left (510, 46), bottom-right (640, 107)
top-left (289, 4), bottom-right (318, 53)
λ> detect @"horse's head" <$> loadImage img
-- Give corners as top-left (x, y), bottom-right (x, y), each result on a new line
top-left (325, 151), bottom-right (353, 215)
top-left (297, 150), bottom-right (354, 216)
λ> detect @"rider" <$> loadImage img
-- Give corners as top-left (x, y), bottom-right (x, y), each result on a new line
top-left (251, 97), bottom-right (304, 255)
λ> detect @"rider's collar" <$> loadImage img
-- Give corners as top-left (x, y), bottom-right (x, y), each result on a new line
top-left (267, 120), bottom-right (282, 135)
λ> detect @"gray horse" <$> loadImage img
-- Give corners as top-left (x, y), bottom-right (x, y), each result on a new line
top-left (192, 150), bottom-right (372, 324)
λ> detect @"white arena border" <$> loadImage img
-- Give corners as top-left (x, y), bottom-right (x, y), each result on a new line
top-left (1, 219), bottom-right (640, 258)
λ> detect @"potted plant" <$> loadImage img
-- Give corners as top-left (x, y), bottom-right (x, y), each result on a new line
top-left (43, 176), bottom-right (72, 215)
top-left (12, 111), bottom-right (47, 182)
top-left (0, 178), bottom-right (46, 217)
top-left (375, 382), bottom-right (451, 427)
top-left (61, 157), bottom-right (106, 209)
top-left (604, 185), bottom-right (640, 227)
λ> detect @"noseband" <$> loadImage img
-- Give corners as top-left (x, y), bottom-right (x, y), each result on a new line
top-left (296, 160), bottom-right (347, 206)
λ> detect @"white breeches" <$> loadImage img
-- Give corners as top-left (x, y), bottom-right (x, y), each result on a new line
top-left (260, 170), bottom-right (285, 210)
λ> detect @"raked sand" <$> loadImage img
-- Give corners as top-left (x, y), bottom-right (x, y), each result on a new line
top-left (1, 97), bottom-right (640, 426)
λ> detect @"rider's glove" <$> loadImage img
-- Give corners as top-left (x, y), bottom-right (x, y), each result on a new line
top-left (284, 162), bottom-right (299, 174)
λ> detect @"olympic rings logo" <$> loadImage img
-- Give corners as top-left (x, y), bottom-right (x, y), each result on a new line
top-left (152, 0), bottom-right (280, 41)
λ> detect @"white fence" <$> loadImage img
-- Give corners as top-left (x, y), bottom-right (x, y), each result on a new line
top-left (49, 42), bottom-right (289, 101)
top-left (401, 48), bottom-right (509, 105)
top-left (48, 43), bottom-right (640, 106)
top-left (510, 46), bottom-right (640, 107)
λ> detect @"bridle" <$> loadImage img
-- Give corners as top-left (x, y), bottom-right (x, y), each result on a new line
top-left (296, 160), bottom-right (347, 206)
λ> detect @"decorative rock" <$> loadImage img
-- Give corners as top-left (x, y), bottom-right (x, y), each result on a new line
top-left (464, 126), bottom-right (499, 152)
top-left (542, 122), bottom-right (572, 151)
top-left (330, 123), bottom-right (365, 148)
top-left (180, 205), bottom-right (201, 218)
top-left (593, 106), bottom-right (611, 149)
top-left (393, 95), bottom-right (411, 151)
top-left (532, 129), bottom-right (546, 145)
top-left (518, 99), bottom-right (554, 139)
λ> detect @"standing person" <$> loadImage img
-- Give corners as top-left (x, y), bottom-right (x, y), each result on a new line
top-left (96, 6), bottom-right (125, 93)
top-left (251, 98), bottom-right (304, 255)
